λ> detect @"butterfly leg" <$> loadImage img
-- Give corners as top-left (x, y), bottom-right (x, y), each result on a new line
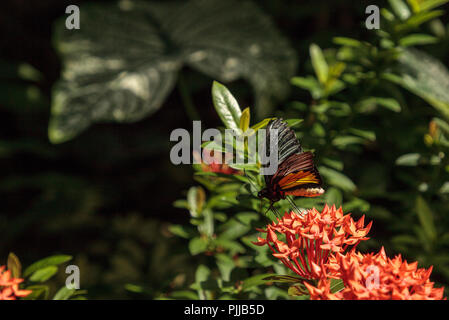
top-left (286, 196), bottom-right (306, 217)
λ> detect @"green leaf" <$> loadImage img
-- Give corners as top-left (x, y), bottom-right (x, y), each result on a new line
top-left (415, 196), bottom-right (437, 242)
top-left (389, 0), bottom-right (411, 20)
top-left (396, 10), bottom-right (444, 32)
top-left (50, 0), bottom-right (297, 142)
top-left (195, 264), bottom-right (211, 300)
top-left (263, 275), bottom-right (307, 283)
top-left (395, 153), bottom-right (421, 166)
top-left (330, 279), bottom-right (345, 293)
top-left (310, 44), bottom-right (329, 85)
top-left (216, 254), bottom-right (235, 282)
top-left (332, 135), bottom-right (366, 149)
top-left (168, 224), bottom-right (196, 239)
top-left (53, 287), bottom-right (76, 300)
top-left (187, 186), bottom-right (206, 218)
top-left (24, 255), bottom-right (72, 278)
top-left (198, 208), bottom-right (214, 237)
top-left (325, 187), bottom-right (342, 207)
top-left (250, 118), bottom-right (275, 132)
top-left (7, 252), bottom-right (21, 278)
top-left (319, 166), bottom-right (356, 192)
top-left (348, 128), bottom-right (376, 141)
top-left (285, 119), bottom-right (304, 128)
top-left (322, 157), bottom-right (344, 171)
top-left (22, 285), bottom-right (50, 300)
top-left (29, 265), bottom-right (58, 282)
top-left (288, 283), bottom-right (309, 296)
top-left (386, 49), bottom-right (449, 119)
top-left (407, 0), bottom-right (421, 12)
top-left (189, 237), bottom-right (209, 255)
top-left (333, 37), bottom-right (362, 47)
top-left (291, 76), bottom-right (323, 99)
top-left (420, 0), bottom-right (449, 11)
top-left (399, 34), bottom-right (438, 46)
top-left (239, 107), bottom-right (250, 133)
top-left (218, 218), bottom-right (250, 240)
top-left (170, 290), bottom-right (199, 300)
top-left (241, 273), bottom-right (277, 291)
top-left (359, 97), bottom-right (402, 113)
top-left (214, 238), bottom-right (246, 254)
top-left (212, 81), bottom-right (242, 131)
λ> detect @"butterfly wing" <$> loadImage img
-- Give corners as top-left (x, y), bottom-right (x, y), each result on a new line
top-left (274, 152), bottom-right (324, 197)
top-left (263, 118), bottom-right (302, 185)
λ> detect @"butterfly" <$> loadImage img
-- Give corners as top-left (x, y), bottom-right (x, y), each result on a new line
top-left (257, 118), bottom-right (324, 216)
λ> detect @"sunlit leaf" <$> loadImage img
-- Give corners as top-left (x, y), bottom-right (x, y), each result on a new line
top-left (212, 81), bottom-right (242, 131)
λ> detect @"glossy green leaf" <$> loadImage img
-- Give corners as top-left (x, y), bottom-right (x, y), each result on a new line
top-left (24, 255), bottom-right (72, 278)
top-left (212, 81), bottom-right (242, 131)
top-left (29, 266), bottom-right (58, 282)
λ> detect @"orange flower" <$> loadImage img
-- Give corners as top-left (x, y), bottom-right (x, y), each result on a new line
top-left (252, 205), bottom-right (372, 280)
top-left (0, 265), bottom-right (32, 300)
top-left (306, 248), bottom-right (446, 300)
top-left (194, 150), bottom-right (241, 175)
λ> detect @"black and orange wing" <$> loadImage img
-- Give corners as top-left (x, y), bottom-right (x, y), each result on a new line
top-left (273, 152), bottom-right (324, 197)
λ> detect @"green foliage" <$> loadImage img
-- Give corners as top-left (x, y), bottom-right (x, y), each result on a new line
top-left (3, 0), bottom-right (449, 301)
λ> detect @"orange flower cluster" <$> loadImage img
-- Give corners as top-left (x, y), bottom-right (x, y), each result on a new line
top-left (252, 205), bottom-right (372, 279)
top-left (0, 265), bottom-right (32, 300)
top-left (305, 247), bottom-right (445, 300)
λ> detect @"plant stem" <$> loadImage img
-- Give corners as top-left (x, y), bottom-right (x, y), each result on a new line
top-left (178, 73), bottom-right (201, 121)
